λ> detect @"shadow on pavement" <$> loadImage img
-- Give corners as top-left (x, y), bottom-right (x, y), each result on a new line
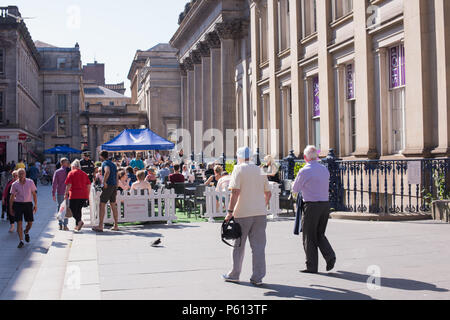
top-left (326, 271), bottom-right (449, 292)
top-left (233, 281), bottom-right (374, 300)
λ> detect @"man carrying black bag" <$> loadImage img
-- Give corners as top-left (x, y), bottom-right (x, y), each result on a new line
top-left (222, 147), bottom-right (272, 286)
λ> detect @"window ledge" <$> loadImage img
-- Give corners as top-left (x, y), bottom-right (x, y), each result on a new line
top-left (300, 33), bottom-right (318, 45)
top-left (330, 12), bottom-right (354, 29)
top-left (277, 48), bottom-right (291, 59)
top-left (259, 60), bottom-right (270, 69)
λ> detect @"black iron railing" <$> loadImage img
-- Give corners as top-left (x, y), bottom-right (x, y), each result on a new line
top-left (279, 149), bottom-right (450, 214)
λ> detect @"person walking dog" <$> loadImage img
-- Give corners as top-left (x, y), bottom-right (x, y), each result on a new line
top-left (9, 168), bottom-right (37, 248)
top-left (292, 145), bottom-right (336, 274)
top-left (222, 147), bottom-right (272, 286)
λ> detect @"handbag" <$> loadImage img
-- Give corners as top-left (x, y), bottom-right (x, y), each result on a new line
top-left (221, 217), bottom-right (242, 248)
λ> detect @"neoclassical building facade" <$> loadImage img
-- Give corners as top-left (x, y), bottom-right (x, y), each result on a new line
top-left (170, 0), bottom-right (450, 160)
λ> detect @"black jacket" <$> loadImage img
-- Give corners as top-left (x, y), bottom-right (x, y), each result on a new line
top-left (80, 159), bottom-right (95, 181)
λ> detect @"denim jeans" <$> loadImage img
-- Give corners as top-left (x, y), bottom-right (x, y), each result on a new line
top-left (56, 194), bottom-right (68, 227)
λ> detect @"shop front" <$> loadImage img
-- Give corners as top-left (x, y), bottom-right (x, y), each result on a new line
top-left (0, 129), bottom-right (42, 165)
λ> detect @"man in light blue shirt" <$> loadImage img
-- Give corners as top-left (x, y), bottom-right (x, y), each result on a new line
top-left (292, 145), bottom-right (336, 274)
top-left (158, 163), bottom-right (170, 183)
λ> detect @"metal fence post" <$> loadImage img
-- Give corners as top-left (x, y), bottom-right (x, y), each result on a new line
top-left (222, 152), bottom-right (226, 171)
top-left (256, 148), bottom-right (261, 166)
top-left (284, 150), bottom-right (297, 180)
top-left (323, 149), bottom-right (343, 211)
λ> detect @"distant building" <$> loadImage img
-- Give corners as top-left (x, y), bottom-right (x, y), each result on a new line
top-left (0, 6), bottom-right (43, 164)
top-left (36, 40), bottom-right (83, 154)
top-left (81, 84), bottom-right (147, 158)
top-left (82, 61), bottom-right (105, 86)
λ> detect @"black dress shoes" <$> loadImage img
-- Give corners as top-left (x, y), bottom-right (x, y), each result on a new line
top-left (326, 258), bottom-right (336, 272)
top-left (300, 269), bottom-right (318, 274)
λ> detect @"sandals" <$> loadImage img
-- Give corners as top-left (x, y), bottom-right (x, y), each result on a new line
top-left (91, 226), bottom-right (104, 232)
top-left (110, 226), bottom-right (119, 231)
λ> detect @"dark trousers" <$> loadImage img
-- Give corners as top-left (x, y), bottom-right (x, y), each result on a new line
top-left (69, 199), bottom-right (85, 225)
top-left (302, 202), bottom-right (336, 272)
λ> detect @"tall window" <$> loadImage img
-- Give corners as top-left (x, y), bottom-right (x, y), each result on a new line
top-left (281, 86), bottom-right (293, 156)
top-left (389, 44), bottom-right (406, 154)
top-left (311, 76), bottom-right (321, 150)
top-left (278, 0), bottom-right (290, 52)
top-left (260, 93), bottom-right (271, 156)
top-left (259, 1), bottom-right (269, 63)
top-left (302, 0), bottom-right (317, 38)
top-left (0, 49), bottom-right (4, 74)
top-left (58, 94), bottom-right (67, 112)
top-left (346, 63), bottom-right (356, 153)
top-left (0, 91), bottom-right (3, 123)
top-left (332, 0), bottom-right (353, 21)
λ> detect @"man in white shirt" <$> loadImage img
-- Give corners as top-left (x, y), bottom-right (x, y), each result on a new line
top-left (223, 147), bottom-right (271, 286)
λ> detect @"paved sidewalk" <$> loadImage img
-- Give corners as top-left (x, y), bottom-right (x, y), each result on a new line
top-left (0, 185), bottom-right (75, 299)
top-left (67, 213), bottom-right (450, 300)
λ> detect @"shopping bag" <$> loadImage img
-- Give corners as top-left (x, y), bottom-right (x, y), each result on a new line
top-left (56, 201), bottom-right (66, 221)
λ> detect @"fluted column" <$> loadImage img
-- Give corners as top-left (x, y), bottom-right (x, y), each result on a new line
top-left (250, 1), bottom-right (261, 153)
top-left (198, 42), bottom-right (211, 134)
top-left (185, 57), bottom-right (195, 151)
top-left (192, 50), bottom-right (203, 155)
top-left (206, 32), bottom-right (222, 136)
top-left (180, 64), bottom-right (188, 131)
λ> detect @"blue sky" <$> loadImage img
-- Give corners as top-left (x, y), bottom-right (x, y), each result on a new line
top-left (10, 0), bottom-right (187, 95)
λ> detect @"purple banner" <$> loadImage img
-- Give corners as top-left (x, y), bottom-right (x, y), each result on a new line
top-left (347, 64), bottom-right (354, 100)
top-left (313, 76), bottom-right (320, 117)
top-left (390, 44), bottom-right (405, 88)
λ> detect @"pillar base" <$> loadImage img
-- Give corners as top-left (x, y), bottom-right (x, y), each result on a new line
top-left (431, 147), bottom-right (450, 157)
top-left (401, 147), bottom-right (433, 158)
top-left (353, 148), bottom-right (379, 160)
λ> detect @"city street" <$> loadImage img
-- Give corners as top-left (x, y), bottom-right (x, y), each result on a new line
top-left (0, 185), bottom-right (449, 300)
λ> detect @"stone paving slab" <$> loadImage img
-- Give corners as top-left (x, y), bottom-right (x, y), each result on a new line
top-left (71, 217), bottom-right (450, 300)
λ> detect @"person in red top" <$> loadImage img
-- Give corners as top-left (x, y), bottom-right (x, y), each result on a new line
top-left (169, 164), bottom-right (185, 184)
top-left (64, 160), bottom-right (91, 232)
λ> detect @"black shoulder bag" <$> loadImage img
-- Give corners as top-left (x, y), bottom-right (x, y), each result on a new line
top-left (221, 217), bottom-right (242, 248)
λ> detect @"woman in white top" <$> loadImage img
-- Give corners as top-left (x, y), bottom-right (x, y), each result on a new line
top-left (130, 170), bottom-right (153, 194)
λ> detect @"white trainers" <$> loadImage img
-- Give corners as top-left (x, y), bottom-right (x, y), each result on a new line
top-left (222, 274), bottom-right (239, 283)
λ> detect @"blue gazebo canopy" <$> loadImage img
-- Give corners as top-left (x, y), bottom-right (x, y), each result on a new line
top-left (44, 146), bottom-right (82, 154)
top-left (101, 129), bottom-right (175, 151)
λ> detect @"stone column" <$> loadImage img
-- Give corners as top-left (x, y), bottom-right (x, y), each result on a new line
top-left (267, 0), bottom-right (282, 159)
top-left (289, 0), bottom-right (306, 157)
top-left (198, 42), bottom-right (211, 134)
top-left (185, 57), bottom-right (195, 151)
top-left (316, 0), bottom-right (336, 157)
top-left (206, 32), bottom-right (222, 139)
top-left (336, 65), bottom-right (347, 157)
top-left (353, 0), bottom-right (377, 159)
top-left (192, 50), bottom-right (203, 155)
top-left (88, 124), bottom-right (96, 156)
top-left (250, 1), bottom-right (261, 153)
top-left (180, 64), bottom-right (188, 131)
top-left (432, 0), bottom-right (450, 156)
top-left (217, 20), bottom-right (245, 158)
top-left (402, 0), bottom-right (433, 157)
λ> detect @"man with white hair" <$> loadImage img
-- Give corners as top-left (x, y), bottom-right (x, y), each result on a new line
top-left (292, 146), bottom-right (336, 274)
top-left (223, 147), bottom-right (272, 286)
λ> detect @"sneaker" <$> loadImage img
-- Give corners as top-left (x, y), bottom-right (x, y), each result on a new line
top-left (222, 275), bottom-right (239, 283)
top-left (24, 232), bottom-right (30, 243)
top-left (250, 279), bottom-right (263, 287)
top-left (59, 225), bottom-right (63, 230)
top-left (18, 241), bottom-right (24, 249)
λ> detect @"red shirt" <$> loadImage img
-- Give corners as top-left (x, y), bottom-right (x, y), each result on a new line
top-left (65, 169), bottom-right (91, 199)
top-left (169, 173), bottom-right (185, 184)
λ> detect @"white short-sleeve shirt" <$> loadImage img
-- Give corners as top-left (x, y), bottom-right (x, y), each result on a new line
top-left (229, 163), bottom-right (270, 218)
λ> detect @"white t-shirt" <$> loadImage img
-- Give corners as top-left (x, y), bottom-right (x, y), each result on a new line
top-left (229, 163), bottom-right (270, 218)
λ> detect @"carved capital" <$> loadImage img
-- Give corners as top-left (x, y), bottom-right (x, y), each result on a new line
top-left (205, 31), bottom-right (221, 49)
top-left (197, 41), bottom-right (210, 57)
top-left (183, 57), bottom-right (194, 71)
top-left (191, 50), bottom-right (202, 64)
top-left (180, 63), bottom-right (188, 76)
top-left (216, 19), bottom-right (249, 40)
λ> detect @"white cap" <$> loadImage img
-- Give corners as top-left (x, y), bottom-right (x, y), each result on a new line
top-left (236, 147), bottom-right (252, 160)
